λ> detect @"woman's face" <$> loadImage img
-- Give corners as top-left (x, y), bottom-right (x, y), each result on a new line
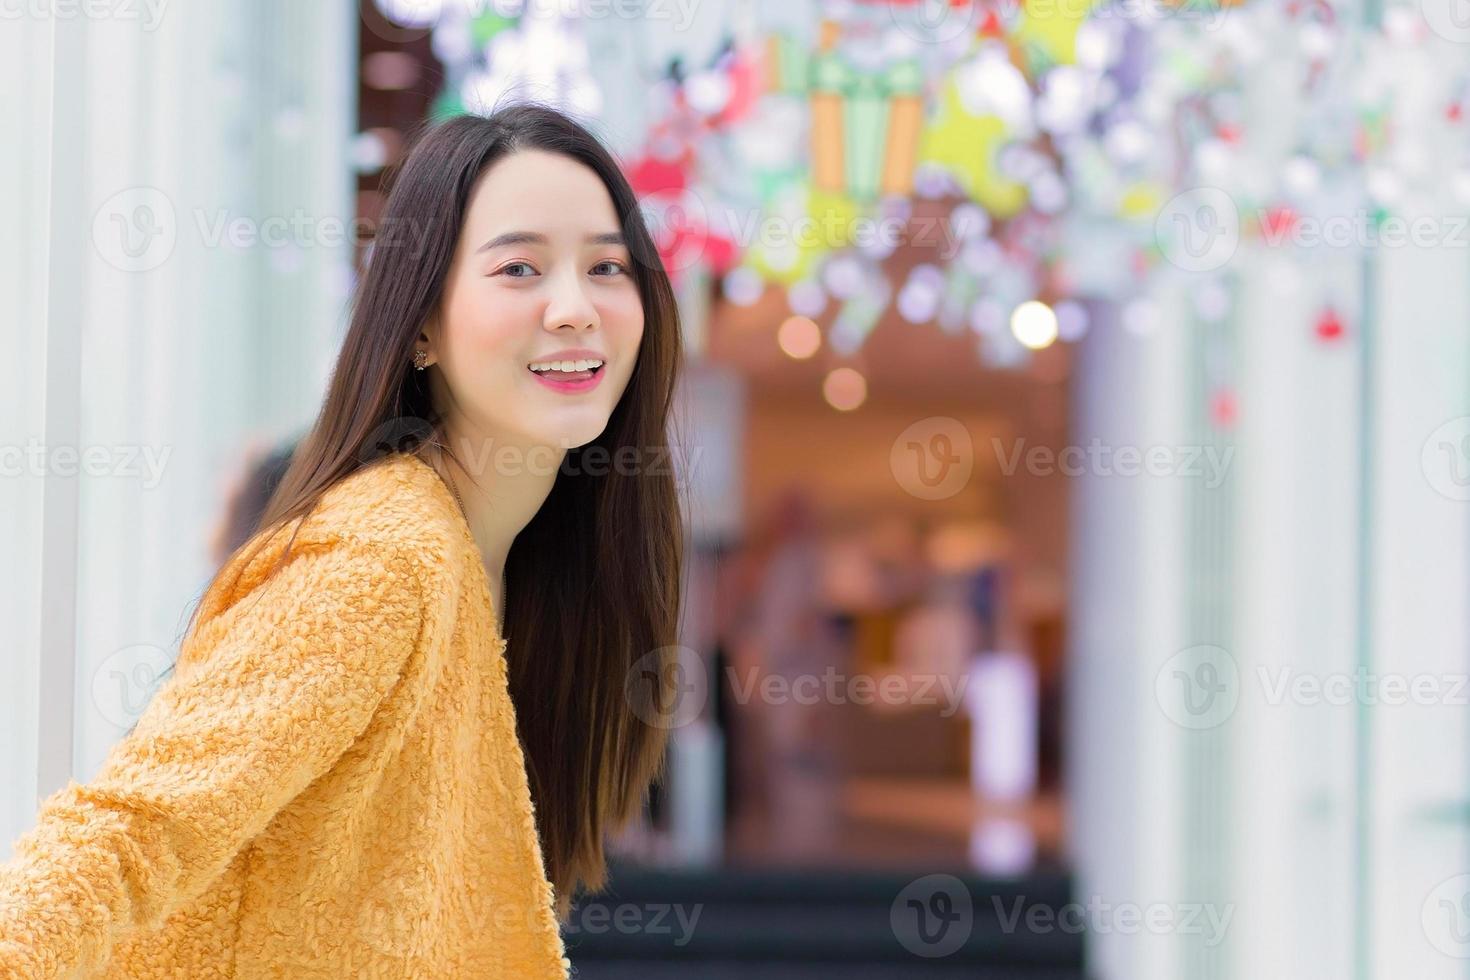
top-left (429, 149), bottom-right (645, 460)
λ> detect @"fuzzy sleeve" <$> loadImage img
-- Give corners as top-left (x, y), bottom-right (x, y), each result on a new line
top-left (0, 531), bottom-right (428, 979)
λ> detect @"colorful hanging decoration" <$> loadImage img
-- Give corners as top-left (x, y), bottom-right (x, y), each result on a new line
top-left (807, 28), bottom-right (925, 201)
top-left (626, 152), bottom-right (739, 284)
top-left (425, 0), bottom-right (602, 122)
top-left (918, 73), bottom-right (1029, 219)
top-left (397, 0), bottom-right (1469, 385)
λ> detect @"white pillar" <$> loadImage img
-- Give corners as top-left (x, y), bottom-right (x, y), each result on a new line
top-left (0, 2), bottom-right (358, 857)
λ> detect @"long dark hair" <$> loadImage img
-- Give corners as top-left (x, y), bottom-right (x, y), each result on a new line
top-left (182, 103), bottom-right (685, 920)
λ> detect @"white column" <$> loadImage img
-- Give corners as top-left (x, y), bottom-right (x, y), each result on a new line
top-left (1066, 283), bottom-right (1194, 980)
top-left (1365, 233), bottom-right (1470, 979)
top-left (1226, 246), bottom-right (1361, 980)
top-left (0, 1), bottom-right (357, 858)
top-left (0, 12), bottom-right (59, 841)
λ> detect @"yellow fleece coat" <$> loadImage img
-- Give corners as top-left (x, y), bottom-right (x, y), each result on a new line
top-left (0, 451), bottom-right (571, 978)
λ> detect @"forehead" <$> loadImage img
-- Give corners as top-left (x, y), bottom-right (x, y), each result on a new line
top-left (461, 149), bottom-right (621, 241)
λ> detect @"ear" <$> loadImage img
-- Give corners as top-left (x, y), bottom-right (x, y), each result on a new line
top-left (417, 313), bottom-right (440, 366)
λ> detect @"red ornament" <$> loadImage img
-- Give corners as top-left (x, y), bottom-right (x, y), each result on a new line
top-left (1259, 205), bottom-right (1298, 242)
top-left (1314, 306), bottom-right (1346, 342)
top-left (1210, 388), bottom-right (1237, 429)
top-left (625, 153), bottom-right (739, 281)
top-left (628, 155), bottom-right (686, 199)
top-left (711, 47), bottom-right (760, 127)
top-left (1048, 261), bottom-right (1075, 296)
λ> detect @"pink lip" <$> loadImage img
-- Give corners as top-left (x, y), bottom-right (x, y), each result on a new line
top-left (529, 363), bottom-right (605, 394)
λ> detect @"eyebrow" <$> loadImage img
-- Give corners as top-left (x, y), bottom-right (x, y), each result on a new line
top-left (476, 231), bottom-right (625, 252)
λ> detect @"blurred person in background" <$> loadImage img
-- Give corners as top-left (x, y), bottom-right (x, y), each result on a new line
top-left (207, 438), bottom-right (300, 570)
top-left (723, 485), bottom-right (846, 859)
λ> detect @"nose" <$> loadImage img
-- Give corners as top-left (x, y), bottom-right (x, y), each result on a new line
top-left (542, 266), bottom-right (600, 333)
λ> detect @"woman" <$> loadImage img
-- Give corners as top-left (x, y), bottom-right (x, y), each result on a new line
top-left (0, 103), bottom-right (684, 978)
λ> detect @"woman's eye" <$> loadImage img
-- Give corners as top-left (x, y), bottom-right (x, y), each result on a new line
top-left (593, 260), bottom-right (627, 276)
top-left (500, 262), bottom-right (536, 277)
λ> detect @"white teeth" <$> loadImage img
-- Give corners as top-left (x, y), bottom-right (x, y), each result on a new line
top-left (530, 358), bottom-right (603, 373)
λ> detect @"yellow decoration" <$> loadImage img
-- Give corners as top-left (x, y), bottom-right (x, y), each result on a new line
top-left (917, 79), bottom-right (1028, 217)
top-left (750, 242), bottom-right (822, 286)
top-left (1015, 0), bottom-right (1096, 69)
top-left (806, 188), bottom-right (862, 249)
top-left (747, 185), bottom-right (858, 285)
top-left (1118, 182), bottom-right (1167, 220)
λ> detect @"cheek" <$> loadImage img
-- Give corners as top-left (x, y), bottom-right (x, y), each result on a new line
top-left (597, 296), bottom-right (643, 394)
top-left (444, 281), bottom-right (526, 365)
top-left (601, 291), bottom-right (645, 345)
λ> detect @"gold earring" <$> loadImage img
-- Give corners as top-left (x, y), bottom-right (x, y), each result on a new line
top-left (413, 349), bottom-right (428, 371)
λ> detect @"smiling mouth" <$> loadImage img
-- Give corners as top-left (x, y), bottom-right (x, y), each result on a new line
top-left (527, 362), bottom-right (604, 382)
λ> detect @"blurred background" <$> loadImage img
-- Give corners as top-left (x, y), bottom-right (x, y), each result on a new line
top-left (3, 0), bottom-right (1469, 977)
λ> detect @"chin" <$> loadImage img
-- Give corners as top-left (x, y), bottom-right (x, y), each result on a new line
top-left (533, 414), bottom-right (612, 452)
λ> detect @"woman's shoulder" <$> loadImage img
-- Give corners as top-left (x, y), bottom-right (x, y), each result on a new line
top-left (216, 453), bottom-right (467, 611)
top-left (318, 452), bottom-right (458, 538)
